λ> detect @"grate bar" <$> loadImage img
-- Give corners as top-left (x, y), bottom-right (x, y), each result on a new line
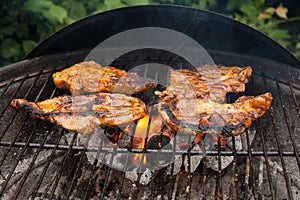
top-left (0, 71), bottom-right (41, 142)
top-left (48, 132), bottom-right (78, 199)
top-left (287, 84), bottom-right (300, 171)
top-left (0, 141), bottom-right (299, 157)
top-left (245, 130), bottom-right (258, 199)
top-left (0, 120), bottom-right (39, 197)
top-left (66, 134), bottom-right (92, 199)
top-left (29, 129), bottom-right (64, 199)
top-left (83, 135), bottom-right (105, 200)
top-left (1, 71), bottom-right (53, 194)
top-left (264, 74), bottom-right (294, 200)
top-left (0, 72), bottom-right (43, 196)
top-left (214, 137), bottom-right (223, 199)
top-left (12, 124), bottom-right (52, 200)
top-left (132, 104), bottom-right (156, 200)
top-left (0, 75), bottom-right (27, 119)
top-left (257, 121), bottom-right (276, 199)
top-left (0, 75), bottom-right (28, 118)
top-left (290, 83), bottom-right (300, 120)
top-left (0, 114), bottom-right (30, 168)
top-left (116, 148), bottom-right (133, 199)
top-left (167, 133), bottom-right (179, 199)
top-left (0, 78), bottom-right (13, 98)
top-left (201, 139), bottom-right (208, 200)
top-left (269, 108), bottom-right (294, 200)
top-left (0, 68), bottom-right (61, 88)
top-left (186, 146), bottom-right (192, 199)
top-left (231, 136), bottom-right (241, 199)
top-left (0, 69), bottom-right (44, 117)
top-left (276, 81), bottom-right (300, 171)
top-left (255, 72), bottom-right (276, 199)
top-left (100, 147), bottom-right (117, 200)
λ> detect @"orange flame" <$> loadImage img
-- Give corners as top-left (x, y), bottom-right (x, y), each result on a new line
top-left (132, 115), bottom-right (149, 149)
top-left (132, 115), bottom-right (150, 164)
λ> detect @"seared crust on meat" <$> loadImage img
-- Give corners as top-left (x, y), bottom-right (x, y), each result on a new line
top-left (197, 65), bottom-right (252, 101)
top-left (158, 93), bottom-right (272, 137)
top-left (11, 93), bottom-right (146, 137)
top-left (52, 61), bottom-right (157, 95)
top-left (156, 65), bottom-right (271, 137)
top-left (156, 65), bottom-right (252, 103)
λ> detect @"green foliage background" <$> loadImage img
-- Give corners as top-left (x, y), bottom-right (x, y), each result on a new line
top-left (0, 0), bottom-right (299, 67)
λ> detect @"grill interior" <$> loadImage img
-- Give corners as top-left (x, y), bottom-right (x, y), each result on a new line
top-left (0, 50), bottom-right (300, 199)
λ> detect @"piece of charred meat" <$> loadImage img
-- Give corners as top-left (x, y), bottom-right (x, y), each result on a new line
top-left (157, 65), bottom-right (252, 103)
top-left (52, 61), bottom-right (157, 95)
top-left (158, 92), bottom-right (272, 137)
top-left (156, 65), bottom-right (271, 137)
top-left (197, 65), bottom-right (252, 102)
top-left (11, 93), bottom-right (146, 137)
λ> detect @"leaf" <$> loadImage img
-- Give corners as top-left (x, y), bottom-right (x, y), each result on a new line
top-left (264, 7), bottom-right (276, 14)
top-left (64, 17), bottom-right (76, 25)
top-left (23, 0), bottom-right (53, 12)
top-left (227, 0), bottom-right (254, 11)
top-left (0, 38), bottom-right (21, 60)
top-left (66, 2), bottom-right (86, 21)
top-left (22, 40), bottom-right (37, 54)
top-left (123, 0), bottom-right (149, 6)
top-left (42, 5), bottom-right (67, 24)
top-left (266, 29), bottom-right (291, 47)
top-left (258, 12), bottom-right (271, 20)
top-left (240, 4), bottom-right (259, 22)
top-left (276, 3), bottom-right (288, 19)
top-left (104, 0), bottom-right (126, 10)
top-left (253, 0), bottom-right (265, 8)
top-left (198, 0), bottom-right (207, 9)
top-left (0, 27), bottom-right (15, 35)
top-left (258, 7), bottom-right (275, 20)
top-left (294, 51), bottom-right (300, 60)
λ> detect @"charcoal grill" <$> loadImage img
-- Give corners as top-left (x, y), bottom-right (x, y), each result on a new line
top-left (1, 5), bottom-right (300, 199)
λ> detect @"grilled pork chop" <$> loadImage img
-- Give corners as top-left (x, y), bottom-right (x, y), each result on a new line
top-left (11, 93), bottom-right (146, 137)
top-left (197, 65), bottom-right (252, 101)
top-left (158, 93), bottom-right (272, 137)
top-left (156, 65), bottom-right (271, 137)
top-left (156, 65), bottom-right (252, 103)
top-left (52, 61), bottom-right (157, 95)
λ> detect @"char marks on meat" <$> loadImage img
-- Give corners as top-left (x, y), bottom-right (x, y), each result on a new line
top-left (11, 93), bottom-right (146, 137)
top-left (156, 65), bottom-right (252, 103)
top-left (11, 63), bottom-right (272, 140)
top-left (52, 61), bottom-right (157, 95)
top-left (156, 65), bottom-right (272, 137)
top-left (158, 93), bottom-right (272, 137)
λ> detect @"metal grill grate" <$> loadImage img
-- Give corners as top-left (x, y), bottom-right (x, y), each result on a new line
top-left (0, 51), bottom-right (300, 199)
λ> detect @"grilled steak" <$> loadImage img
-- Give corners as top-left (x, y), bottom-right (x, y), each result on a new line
top-left (158, 92), bottom-right (272, 137)
top-left (52, 61), bottom-right (157, 95)
top-left (11, 93), bottom-right (146, 137)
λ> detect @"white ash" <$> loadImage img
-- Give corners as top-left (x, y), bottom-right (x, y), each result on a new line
top-left (66, 128), bottom-right (256, 185)
top-left (205, 129), bottom-right (256, 171)
top-left (170, 129), bottom-right (256, 174)
top-left (125, 168), bottom-right (154, 185)
top-left (170, 143), bottom-right (203, 175)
